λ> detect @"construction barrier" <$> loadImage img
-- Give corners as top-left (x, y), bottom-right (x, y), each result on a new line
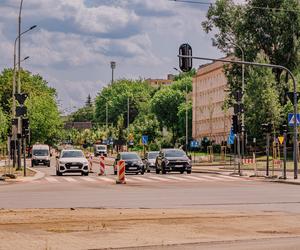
top-left (116, 160), bottom-right (126, 184)
top-left (242, 158), bottom-right (255, 164)
top-left (99, 156), bottom-right (106, 176)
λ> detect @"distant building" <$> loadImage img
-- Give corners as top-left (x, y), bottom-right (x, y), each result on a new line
top-left (192, 57), bottom-right (233, 144)
top-left (64, 121), bottom-right (92, 130)
top-left (146, 74), bottom-right (174, 87)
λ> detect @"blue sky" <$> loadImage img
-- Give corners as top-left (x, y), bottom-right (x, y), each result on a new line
top-left (0, 0), bottom-right (242, 113)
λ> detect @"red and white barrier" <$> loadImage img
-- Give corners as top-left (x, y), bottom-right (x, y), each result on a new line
top-left (88, 153), bottom-right (93, 172)
top-left (273, 159), bottom-right (282, 165)
top-left (116, 160), bottom-right (126, 184)
top-left (242, 158), bottom-right (255, 164)
top-left (98, 156), bottom-right (106, 176)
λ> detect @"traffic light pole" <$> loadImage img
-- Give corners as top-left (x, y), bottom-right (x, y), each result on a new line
top-left (178, 54), bottom-right (299, 179)
top-left (266, 133), bottom-right (270, 177)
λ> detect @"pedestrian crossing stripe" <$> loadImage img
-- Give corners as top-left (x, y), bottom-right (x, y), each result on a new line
top-left (36, 174), bottom-right (251, 184)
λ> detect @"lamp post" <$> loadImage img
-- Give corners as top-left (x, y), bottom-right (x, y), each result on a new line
top-left (12, 24), bottom-right (36, 170)
top-left (110, 61), bottom-right (116, 84)
top-left (174, 67), bottom-right (189, 153)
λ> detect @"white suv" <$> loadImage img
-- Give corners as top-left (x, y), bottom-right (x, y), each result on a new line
top-left (56, 149), bottom-right (89, 176)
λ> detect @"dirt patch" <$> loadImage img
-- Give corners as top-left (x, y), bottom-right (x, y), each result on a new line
top-left (0, 208), bottom-right (300, 249)
top-left (0, 166), bottom-right (35, 178)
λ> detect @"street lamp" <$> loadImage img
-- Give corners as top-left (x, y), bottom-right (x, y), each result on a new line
top-left (174, 67), bottom-right (189, 153)
top-left (110, 61), bottom-right (116, 84)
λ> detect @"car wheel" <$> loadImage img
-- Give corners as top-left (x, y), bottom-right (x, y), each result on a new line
top-left (83, 172), bottom-right (89, 176)
top-left (31, 162), bottom-right (34, 168)
top-left (180, 168), bottom-right (185, 174)
top-left (141, 170), bottom-right (145, 175)
top-left (187, 170), bottom-right (192, 174)
top-left (155, 165), bottom-right (160, 174)
top-left (147, 169), bottom-right (150, 173)
top-left (47, 163), bottom-right (51, 167)
top-left (114, 170), bottom-right (117, 175)
top-left (57, 170), bottom-right (62, 176)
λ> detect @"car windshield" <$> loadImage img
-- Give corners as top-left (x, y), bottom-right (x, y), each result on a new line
top-left (121, 153), bottom-right (140, 160)
top-left (165, 150), bottom-right (186, 158)
top-left (97, 146), bottom-right (106, 150)
top-left (33, 149), bottom-right (48, 156)
top-left (61, 151), bottom-right (84, 158)
top-left (148, 152), bottom-right (159, 159)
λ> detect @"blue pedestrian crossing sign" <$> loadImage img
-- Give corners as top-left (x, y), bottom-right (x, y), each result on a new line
top-left (142, 135), bottom-right (148, 145)
top-left (288, 113), bottom-right (300, 126)
top-left (190, 140), bottom-right (199, 148)
top-left (227, 128), bottom-right (235, 145)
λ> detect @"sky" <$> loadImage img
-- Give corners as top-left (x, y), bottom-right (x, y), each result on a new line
top-left (0, 0), bottom-right (244, 113)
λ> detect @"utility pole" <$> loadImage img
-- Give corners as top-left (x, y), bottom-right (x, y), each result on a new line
top-left (185, 82), bottom-right (188, 154)
top-left (110, 61), bottom-right (116, 84)
top-left (127, 97), bottom-right (129, 128)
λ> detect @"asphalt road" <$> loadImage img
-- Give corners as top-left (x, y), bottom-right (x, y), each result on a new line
top-left (1, 157), bottom-right (300, 213)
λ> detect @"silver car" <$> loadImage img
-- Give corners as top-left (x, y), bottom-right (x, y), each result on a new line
top-left (56, 149), bottom-right (89, 176)
top-left (144, 151), bottom-right (159, 172)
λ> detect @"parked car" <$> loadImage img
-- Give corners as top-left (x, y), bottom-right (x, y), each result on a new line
top-left (113, 152), bottom-right (145, 175)
top-left (144, 151), bottom-right (159, 172)
top-left (56, 149), bottom-right (89, 176)
top-left (31, 144), bottom-right (51, 167)
top-left (155, 148), bottom-right (192, 174)
top-left (94, 144), bottom-right (108, 157)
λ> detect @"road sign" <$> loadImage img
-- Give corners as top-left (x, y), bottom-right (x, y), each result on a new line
top-left (142, 135), bottom-right (148, 145)
top-left (16, 106), bottom-right (27, 117)
top-left (15, 93), bottom-right (28, 105)
top-left (190, 140), bottom-right (199, 148)
top-left (288, 113), bottom-right (300, 126)
top-left (278, 136), bottom-right (284, 145)
top-left (227, 128), bottom-right (234, 145)
top-left (128, 140), bottom-right (134, 146)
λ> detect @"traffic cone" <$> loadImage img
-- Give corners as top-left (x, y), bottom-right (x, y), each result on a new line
top-left (116, 160), bottom-right (126, 184)
top-left (98, 156), bottom-right (106, 176)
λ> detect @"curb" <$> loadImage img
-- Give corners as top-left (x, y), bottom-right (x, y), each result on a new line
top-left (271, 180), bottom-right (300, 185)
top-left (5, 167), bottom-right (45, 183)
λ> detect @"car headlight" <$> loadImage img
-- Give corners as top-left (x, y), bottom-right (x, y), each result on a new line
top-left (165, 159), bottom-right (169, 165)
top-left (59, 161), bottom-right (65, 165)
top-left (137, 161), bottom-right (143, 165)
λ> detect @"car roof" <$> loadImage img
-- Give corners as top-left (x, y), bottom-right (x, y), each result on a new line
top-left (120, 152), bottom-right (138, 155)
top-left (61, 149), bottom-right (83, 152)
top-left (162, 148), bottom-right (182, 151)
top-left (148, 151), bottom-right (159, 153)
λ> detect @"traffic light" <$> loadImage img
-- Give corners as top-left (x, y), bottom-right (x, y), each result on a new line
top-left (232, 115), bottom-right (238, 134)
top-left (234, 90), bottom-right (243, 102)
top-left (16, 106), bottom-right (27, 117)
top-left (234, 103), bottom-right (244, 114)
top-left (22, 118), bottom-right (29, 137)
top-left (179, 43), bottom-right (192, 72)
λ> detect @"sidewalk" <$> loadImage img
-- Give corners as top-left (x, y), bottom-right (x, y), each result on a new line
top-left (192, 164), bottom-right (300, 185)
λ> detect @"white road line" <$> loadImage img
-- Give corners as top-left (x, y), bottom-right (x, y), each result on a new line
top-left (62, 177), bottom-right (77, 182)
top-left (45, 177), bottom-right (60, 183)
top-left (184, 175), bottom-right (214, 182)
top-left (165, 176), bottom-right (189, 181)
top-left (148, 176), bottom-right (173, 182)
top-left (203, 175), bottom-right (232, 181)
top-left (97, 177), bottom-right (115, 182)
top-left (131, 176), bottom-right (156, 182)
top-left (80, 177), bottom-right (97, 182)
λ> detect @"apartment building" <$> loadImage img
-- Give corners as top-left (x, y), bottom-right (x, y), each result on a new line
top-left (192, 57), bottom-right (233, 144)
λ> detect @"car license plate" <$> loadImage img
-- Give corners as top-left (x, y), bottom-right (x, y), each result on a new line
top-left (129, 167), bottom-right (136, 170)
top-left (70, 166), bottom-right (78, 169)
top-left (175, 165), bottom-right (183, 167)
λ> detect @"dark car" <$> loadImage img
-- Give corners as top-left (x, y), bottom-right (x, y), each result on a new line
top-left (114, 152), bottom-right (145, 175)
top-left (156, 148), bottom-right (191, 174)
top-left (144, 151), bottom-right (159, 172)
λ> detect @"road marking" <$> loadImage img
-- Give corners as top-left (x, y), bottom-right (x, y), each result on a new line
top-left (165, 176), bottom-right (188, 181)
top-left (62, 177), bottom-right (77, 182)
top-left (184, 175), bottom-right (214, 182)
top-left (80, 177), bottom-right (97, 182)
top-left (148, 176), bottom-right (173, 182)
top-left (45, 177), bottom-right (59, 183)
top-left (131, 176), bottom-right (156, 182)
top-left (96, 176), bottom-right (115, 183)
top-left (203, 175), bottom-right (233, 181)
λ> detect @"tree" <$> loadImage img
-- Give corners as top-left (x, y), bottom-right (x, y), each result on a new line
top-left (151, 87), bottom-right (185, 142)
top-left (85, 94), bottom-right (92, 107)
top-left (0, 108), bottom-right (8, 143)
top-left (202, 0), bottom-right (300, 104)
top-left (244, 53), bottom-right (283, 139)
top-left (26, 93), bottom-right (63, 145)
top-left (95, 79), bottom-right (154, 126)
top-left (71, 106), bottom-right (94, 122)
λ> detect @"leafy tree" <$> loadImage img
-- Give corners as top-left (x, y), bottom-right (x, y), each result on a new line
top-left (95, 79), bottom-right (153, 126)
top-left (0, 108), bottom-right (8, 143)
top-left (244, 53), bottom-right (283, 138)
top-left (151, 87), bottom-right (185, 142)
top-left (202, 0), bottom-right (300, 104)
top-left (26, 93), bottom-right (62, 145)
top-left (71, 106), bottom-right (94, 122)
